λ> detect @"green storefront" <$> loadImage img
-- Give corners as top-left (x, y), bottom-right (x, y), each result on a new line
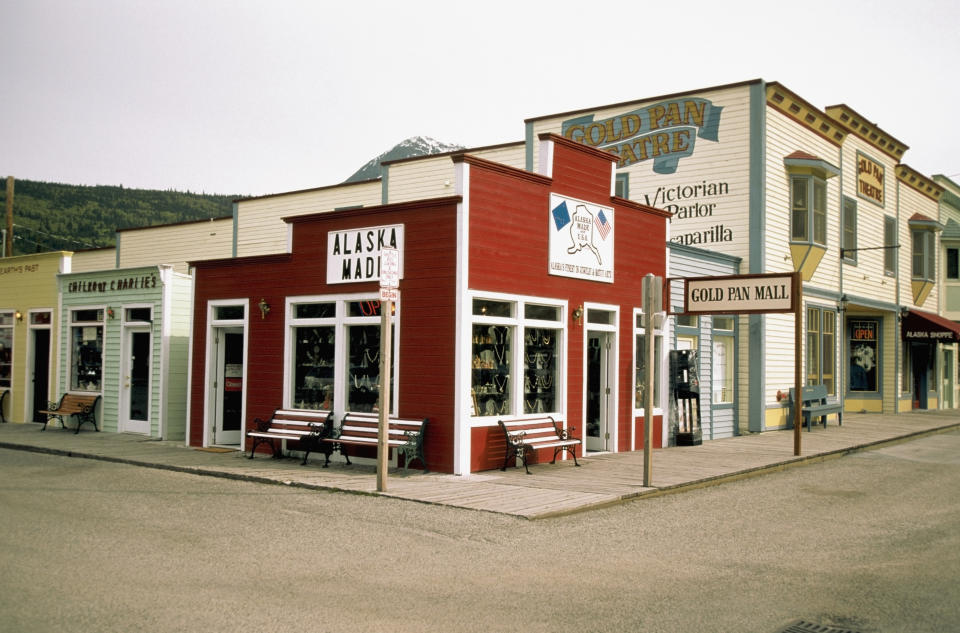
top-left (56, 265), bottom-right (192, 439)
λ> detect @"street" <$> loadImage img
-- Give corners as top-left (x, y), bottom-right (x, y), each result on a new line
top-left (2, 431), bottom-right (959, 633)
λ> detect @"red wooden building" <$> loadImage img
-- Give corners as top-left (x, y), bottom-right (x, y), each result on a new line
top-left (187, 134), bottom-right (669, 474)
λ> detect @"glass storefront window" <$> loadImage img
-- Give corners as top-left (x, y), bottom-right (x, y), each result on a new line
top-left (849, 319), bottom-right (878, 392)
top-left (348, 323), bottom-right (389, 413)
top-left (523, 327), bottom-right (558, 414)
top-left (635, 332), bottom-right (662, 409)
top-left (471, 296), bottom-right (564, 418)
top-left (0, 312), bottom-right (12, 388)
top-left (292, 326), bottom-right (335, 410)
top-left (712, 316), bottom-right (734, 404)
top-left (288, 298), bottom-right (393, 413)
top-left (71, 309), bottom-right (104, 392)
top-left (472, 324), bottom-right (512, 417)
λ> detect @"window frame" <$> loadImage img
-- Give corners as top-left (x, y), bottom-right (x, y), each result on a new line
top-left (946, 246), bottom-right (958, 280)
top-left (883, 215), bottom-right (897, 276)
top-left (69, 307), bottom-right (105, 393)
top-left (469, 294), bottom-right (566, 420)
top-left (634, 310), bottom-right (664, 415)
top-left (842, 197), bottom-right (858, 263)
top-left (911, 229), bottom-right (936, 282)
top-left (790, 174), bottom-right (828, 247)
top-left (284, 295), bottom-right (397, 415)
top-left (806, 306), bottom-right (837, 396)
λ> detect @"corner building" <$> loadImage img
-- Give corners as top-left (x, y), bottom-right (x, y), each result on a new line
top-left (187, 135), bottom-right (669, 474)
top-left (526, 79), bottom-right (958, 428)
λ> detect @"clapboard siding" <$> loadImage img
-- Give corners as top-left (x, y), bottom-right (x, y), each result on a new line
top-left (119, 218), bottom-right (233, 273)
top-left (236, 180), bottom-right (382, 258)
top-left (71, 248), bottom-right (116, 273)
top-left (191, 199), bottom-right (460, 471)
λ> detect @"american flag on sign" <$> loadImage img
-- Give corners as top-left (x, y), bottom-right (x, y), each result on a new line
top-left (594, 209), bottom-right (611, 240)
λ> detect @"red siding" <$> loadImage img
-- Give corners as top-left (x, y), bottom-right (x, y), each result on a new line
top-left (189, 201), bottom-right (460, 473)
top-left (464, 137), bottom-right (668, 470)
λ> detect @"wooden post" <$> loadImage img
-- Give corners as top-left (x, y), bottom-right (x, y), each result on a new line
top-left (5, 177), bottom-right (13, 257)
top-left (377, 299), bottom-right (392, 492)
top-left (642, 274), bottom-right (660, 487)
top-left (793, 272), bottom-right (802, 456)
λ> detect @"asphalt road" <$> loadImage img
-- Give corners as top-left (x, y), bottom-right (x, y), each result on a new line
top-left (2, 430), bottom-right (959, 633)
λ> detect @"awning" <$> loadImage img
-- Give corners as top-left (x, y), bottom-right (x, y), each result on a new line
top-left (902, 309), bottom-right (960, 343)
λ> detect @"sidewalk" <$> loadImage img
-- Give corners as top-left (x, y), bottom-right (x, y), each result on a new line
top-left (2, 410), bottom-right (957, 519)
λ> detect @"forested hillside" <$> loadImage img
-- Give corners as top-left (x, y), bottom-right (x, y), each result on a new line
top-left (0, 178), bottom-right (235, 256)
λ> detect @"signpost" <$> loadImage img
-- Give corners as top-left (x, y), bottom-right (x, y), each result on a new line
top-left (681, 272), bottom-right (803, 455)
top-left (642, 274), bottom-right (662, 487)
top-left (377, 248), bottom-right (400, 492)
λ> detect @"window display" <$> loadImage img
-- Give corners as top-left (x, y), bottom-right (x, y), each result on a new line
top-left (471, 298), bottom-right (563, 418)
top-left (293, 326), bottom-right (335, 410)
top-left (288, 298), bottom-right (393, 413)
top-left (70, 309), bottom-right (104, 392)
top-left (849, 319), bottom-right (878, 392)
top-left (524, 328), bottom-right (558, 414)
top-left (472, 324), bottom-right (512, 416)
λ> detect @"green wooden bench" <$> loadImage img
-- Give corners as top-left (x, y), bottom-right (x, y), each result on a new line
top-left (38, 393), bottom-right (101, 433)
top-left (789, 385), bottom-right (842, 431)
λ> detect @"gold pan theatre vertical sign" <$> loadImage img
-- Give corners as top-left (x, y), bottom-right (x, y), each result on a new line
top-left (857, 152), bottom-right (884, 206)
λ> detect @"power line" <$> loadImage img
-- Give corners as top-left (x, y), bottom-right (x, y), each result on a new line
top-left (11, 223), bottom-right (101, 249)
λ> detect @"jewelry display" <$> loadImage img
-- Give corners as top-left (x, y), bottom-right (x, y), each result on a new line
top-left (471, 324), bottom-right (511, 417)
top-left (293, 326), bottom-right (335, 410)
top-left (523, 327), bottom-right (559, 414)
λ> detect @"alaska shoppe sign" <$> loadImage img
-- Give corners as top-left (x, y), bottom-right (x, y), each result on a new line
top-left (327, 224), bottom-right (404, 285)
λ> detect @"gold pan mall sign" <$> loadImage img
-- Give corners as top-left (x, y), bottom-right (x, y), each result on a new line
top-left (683, 272), bottom-right (799, 315)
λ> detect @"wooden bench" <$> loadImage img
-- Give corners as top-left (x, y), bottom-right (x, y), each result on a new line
top-left (498, 415), bottom-right (581, 475)
top-left (324, 412), bottom-right (428, 473)
top-left (247, 409), bottom-right (334, 465)
top-left (38, 393), bottom-right (101, 433)
top-left (0, 388), bottom-right (8, 423)
top-left (789, 385), bottom-right (842, 431)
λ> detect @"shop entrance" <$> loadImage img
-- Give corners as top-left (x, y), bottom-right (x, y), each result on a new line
top-left (212, 327), bottom-right (244, 445)
top-left (944, 349), bottom-right (955, 409)
top-left (120, 328), bottom-right (151, 434)
top-left (585, 331), bottom-right (614, 452)
top-left (911, 342), bottom-right (931, 410)
top-left (30, 328), bottom-right (50, 423)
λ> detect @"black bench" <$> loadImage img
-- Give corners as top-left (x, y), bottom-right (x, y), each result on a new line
top-left (0, 388), bottom-right (8, 423)
top-left (789, 385), bottom-right (842, 431)
top-left (247, 409), bottom-right (334, 465)
top-left (38, 393), bottom-right (101, 433)
top-left (498, 415), bottom-right (581, 475)
top-left (323, 412), bottom-right (428, 473)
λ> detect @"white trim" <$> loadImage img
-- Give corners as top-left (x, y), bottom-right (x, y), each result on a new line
top-left (454, 161), bottom-right (471, 475)
top-left (582, 302), bottom-right (619, 452)
top-left (203, 299), bottom-right (249, 447)
top-left (538, 136), bottom-right (555, 178)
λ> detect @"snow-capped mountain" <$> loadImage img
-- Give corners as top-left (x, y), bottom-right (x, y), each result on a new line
top-left (344, 136), bottom-right (465, 183)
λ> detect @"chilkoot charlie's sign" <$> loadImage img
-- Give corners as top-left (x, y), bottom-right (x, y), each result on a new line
top-left (327, 224), bottom-right (404, 284)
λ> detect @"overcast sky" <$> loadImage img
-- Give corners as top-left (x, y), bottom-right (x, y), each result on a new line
top-left (3, 0), bottom-right (958, 197)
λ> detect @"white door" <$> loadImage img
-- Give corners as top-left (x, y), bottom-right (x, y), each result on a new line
top-left (212, 328), bottom-right (244, 445)
top-left (120, 328), bottom-right (151, 434)
top-left (586, 332), bottom-right (613, 452)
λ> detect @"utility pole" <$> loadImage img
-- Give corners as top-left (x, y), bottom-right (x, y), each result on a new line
top-left (5, 176), bottom-right (13, 257)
